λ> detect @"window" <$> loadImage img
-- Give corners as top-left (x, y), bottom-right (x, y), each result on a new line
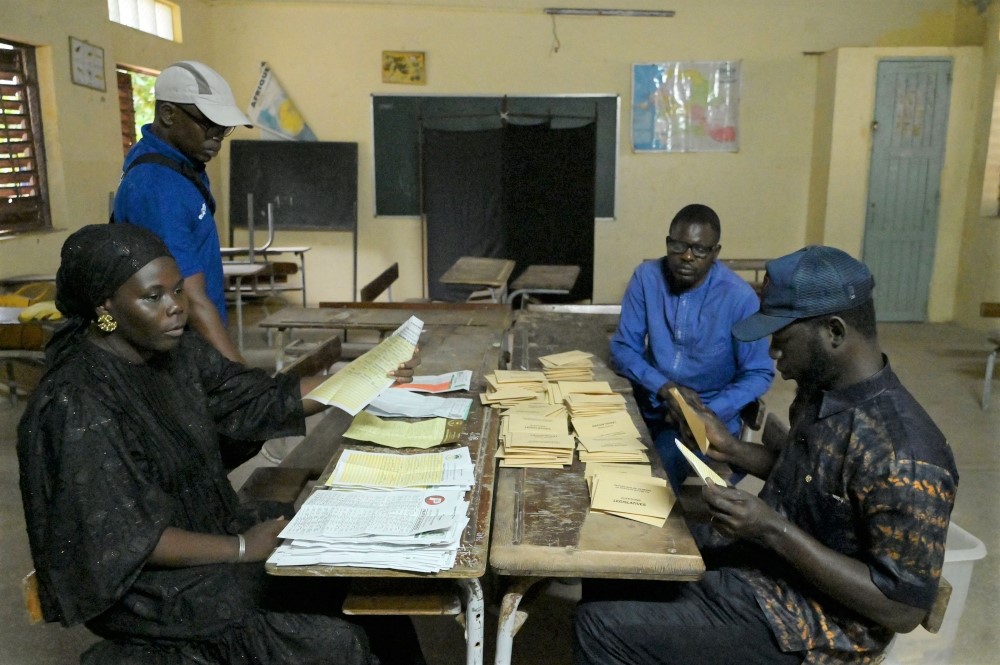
top-left (0, 40), bottom-right (50, 236)
top-left (108, 0), bottom-right (180, 41)
top-left (116, 66), bottom-right (156, 156)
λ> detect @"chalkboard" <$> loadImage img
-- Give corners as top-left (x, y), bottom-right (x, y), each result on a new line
top-left (372, 95), bottom-right (618, 218)
top-left (229, 140), bottom-right (357, 231)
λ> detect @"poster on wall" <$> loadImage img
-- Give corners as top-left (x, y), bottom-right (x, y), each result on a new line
top-left (247, 62), bottom-right (317, 141)
top-left (631, 60), bottom-right (740, 152)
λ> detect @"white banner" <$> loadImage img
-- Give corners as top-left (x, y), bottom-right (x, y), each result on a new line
top-left (247, 62), bottom-right (317, 141)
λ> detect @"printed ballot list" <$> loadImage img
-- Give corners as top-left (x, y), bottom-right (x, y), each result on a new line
top-left (305, 316), bottom-right (423, 415)
top-left (268, 448), bottom-right (475, 573)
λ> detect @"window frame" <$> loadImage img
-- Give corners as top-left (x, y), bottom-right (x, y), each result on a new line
top-left (0, 40), bottom-right (51, 237)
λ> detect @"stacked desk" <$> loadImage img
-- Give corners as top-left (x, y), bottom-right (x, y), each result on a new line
top-left (439, 256), bottom-right (516, 303)
top-left (490, 305), bottom-right (704, 664)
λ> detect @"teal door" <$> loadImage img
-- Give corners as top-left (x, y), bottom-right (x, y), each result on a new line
top-left (862, 59), bottom-right (951, 321)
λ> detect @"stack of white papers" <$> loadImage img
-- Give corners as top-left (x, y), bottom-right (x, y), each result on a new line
top-left (267, 487), bottom-right (469, 572)
top-left (366, 389), bottom-right (472, 420)
top-left (268, 448), bottom-right (477, 573)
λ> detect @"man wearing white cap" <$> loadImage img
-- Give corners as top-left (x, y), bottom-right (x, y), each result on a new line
top-left (113, 61), bottom-right (252, 363)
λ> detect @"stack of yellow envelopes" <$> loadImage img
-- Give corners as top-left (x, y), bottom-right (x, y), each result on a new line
top-left (496, 403), bottom-right (574, 468)
top-left (586, 465), bottom-right (675, 527)
top-left (481, 370), bottom-right (549, 408)
top-left (539, 349), bottom-right (594, 382)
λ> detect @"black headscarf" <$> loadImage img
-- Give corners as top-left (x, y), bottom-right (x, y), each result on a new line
top-left (48, 224), bottom-right (173, 363)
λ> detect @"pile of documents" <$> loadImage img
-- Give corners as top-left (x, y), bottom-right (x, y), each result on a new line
top-left (267, 448), bottom-right (476, 573)
top-left (496, 403), bottom-right (574, 468)
top-left (480, 370), bottom-right (549, 408)
top-left (539, 349), bottom-right (595, 382)
top-left (585, 462), bottom-right (675, 527)
top-left (567, 383), bottom-right (647, 465)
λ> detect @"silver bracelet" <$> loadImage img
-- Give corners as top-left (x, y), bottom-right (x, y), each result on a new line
top-left (236, 534), bottom-right (246, 563)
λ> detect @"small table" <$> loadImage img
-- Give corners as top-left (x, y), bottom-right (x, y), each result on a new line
top-left (439, 257), bottom-right (516, 303)
top-left (490, 307), bottom-right (705, 665)
top-left (267, 324), bottom-right (505, 665)
top-left (221, 246), bottom-right (311, 306)
top-left (505, 265), bottom-right (580, 308)
top-left (221, 262), bottom-right (267, 352)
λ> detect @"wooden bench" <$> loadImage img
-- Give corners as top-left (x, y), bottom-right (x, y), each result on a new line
top-left (360, 262), bottom-right (399, 303)
top-left (721, 258), bottom-right (769, 295)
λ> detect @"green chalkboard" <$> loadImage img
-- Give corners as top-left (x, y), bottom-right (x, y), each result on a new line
top-left (372, 95), bottom-right (619, 218)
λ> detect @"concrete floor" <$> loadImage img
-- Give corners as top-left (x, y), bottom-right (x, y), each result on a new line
top-left (1, 314), bottom-right (997, 664)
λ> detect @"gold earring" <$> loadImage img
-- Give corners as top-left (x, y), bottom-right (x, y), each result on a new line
top-left (96, 313), bottom-right (118, 333)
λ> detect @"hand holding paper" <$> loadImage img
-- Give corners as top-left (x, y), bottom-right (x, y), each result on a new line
top-left (668, 386), bottom-right (710, 454)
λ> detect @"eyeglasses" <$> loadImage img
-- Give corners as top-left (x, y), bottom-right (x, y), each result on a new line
top-left (666, 237), bottom-right (718, 259)
top-left (173, 104), bottom-right (235, 139)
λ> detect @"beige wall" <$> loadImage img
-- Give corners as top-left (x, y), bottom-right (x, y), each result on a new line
top-left (0, 0), bottom-right (217, 277)
top-left (2, 0), bottom-right (994, 321)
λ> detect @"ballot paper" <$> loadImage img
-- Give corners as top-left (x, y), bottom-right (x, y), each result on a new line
top-left (344, 411), bottom-right (465, 449)
top-left (674, 439), bottom-right (730, 487)
top-left (669, 386), bottom-right (710, 454)
top-left (304, 316), bottom-right (423, 415)
top-left (390, 370), bottom-right (473, 394)
top-left (588, 473), bottom-right (676, 527)
top-left (268, 487), bottom-right (469, 573)
top-left (325, 447), bottom-right (476, 489)
top-left (367, 389), bottom-right (472, 420)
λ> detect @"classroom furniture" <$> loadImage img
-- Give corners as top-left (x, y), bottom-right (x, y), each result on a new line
top-left (720, 258), bottom-right (769, 295)
top-left (221, 246), bottom-right (311, 306)
top-left (981, 302), bottom-right (1000, 409)
top-left (360, 262), bottom-right (399, 302)
top-left (490, 306), bottom-right (705, 664)
top-left (439, 256), bottom-right (516, 303)
top-left (221, 262), bottom-right (266, 353)
top-left (259, 302), bottom-right (513, 370)
top-left (0, 302), bottom-right (51, 405)
top-left (265, 323), bottom-right (506, 665)
top-left (504, 264), bottom-right (581, 308)
top-left (0, 274), bottom-right (56, 289)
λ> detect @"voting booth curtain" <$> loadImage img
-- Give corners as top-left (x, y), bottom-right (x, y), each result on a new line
top-left (422, 122), bottom-right (596, 302)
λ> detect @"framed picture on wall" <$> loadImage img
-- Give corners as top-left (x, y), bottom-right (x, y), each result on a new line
top-left (382, 51), bottom-right (426, 85)
top-left (69, 37), bottom-right (106, 91)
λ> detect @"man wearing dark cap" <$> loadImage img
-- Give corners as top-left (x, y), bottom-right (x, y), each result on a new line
top-left (575, 246), bottom-right (958, 665)
top-left (113, 61), bottom-right (252, 362)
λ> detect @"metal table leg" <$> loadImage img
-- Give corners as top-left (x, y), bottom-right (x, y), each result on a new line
top-left (457, 578), bottom-right (485, 665)
top-left (494, 577), bottom-right (545, 665)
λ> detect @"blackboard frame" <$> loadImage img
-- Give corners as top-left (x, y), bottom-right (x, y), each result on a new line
top-left (229, 140), bottom-right (358, 232)
top-left (371, 94), bottom-right (619, 218)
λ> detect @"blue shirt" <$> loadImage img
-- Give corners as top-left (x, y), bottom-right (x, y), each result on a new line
top-left (113, 125), bottom-right (227, 325)
top-left (610, 259), bottom-right (774, 434)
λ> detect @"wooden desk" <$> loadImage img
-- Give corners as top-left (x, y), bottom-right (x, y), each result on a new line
top-left (439, 256), bottom-right (516, 303)
top-left (505, 264), bottom-right (580, 307)
top-left (260, 303), bottom-right (513, 369)
top-left (491, 307), bottom-right (704, 665)
top-left (507, 306), bottom-right (628, 392)
top-left (268, 324), bottom-right (505, 665)
top-left (721, 258), bottom-right (769, 294)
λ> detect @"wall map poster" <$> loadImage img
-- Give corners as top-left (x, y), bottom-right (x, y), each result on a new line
top-left (631, 61), bottom-right (740, 152)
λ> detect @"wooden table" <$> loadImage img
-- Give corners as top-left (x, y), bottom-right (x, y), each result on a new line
top-left (490, 307), bottom-right (705, 665)
top-left (439, 256), bottom-right (516, 303)
top-left (221, 246), bottom-right (311, 306)
top-left (259, 303), bottom-right (513, 369)
top-left (505, 264), bottom-right (581, 307)
top-left (267, 324), bottom-right (506, 665)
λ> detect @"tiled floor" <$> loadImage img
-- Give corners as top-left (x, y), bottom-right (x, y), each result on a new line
top-left (1, 314), bottom-right (996, 664)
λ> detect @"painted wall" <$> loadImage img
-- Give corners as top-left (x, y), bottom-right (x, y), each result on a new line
top-left (812, 46), bottom-right (981, 323)
top-left (1, 0), bottom-right (993, 322)
top-left (0, 0), bottom-right (217, 277)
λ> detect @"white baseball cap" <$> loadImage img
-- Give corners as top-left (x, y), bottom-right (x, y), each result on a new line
top-left (155, 61), bottom-right (252, 128)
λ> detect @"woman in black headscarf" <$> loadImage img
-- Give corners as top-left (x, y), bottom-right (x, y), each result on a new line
top-left (18, 224), bottom-right (420, 664)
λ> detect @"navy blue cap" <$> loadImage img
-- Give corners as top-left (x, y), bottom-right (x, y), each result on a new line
top-left (732, 246), bottom-right (874, 342)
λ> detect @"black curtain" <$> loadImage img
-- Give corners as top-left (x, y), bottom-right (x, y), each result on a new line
top-left (422, 121), bottom-right (596, 302)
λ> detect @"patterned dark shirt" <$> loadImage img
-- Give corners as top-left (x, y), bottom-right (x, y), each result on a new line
top-left (734, 358), bottom-right (958, 664)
